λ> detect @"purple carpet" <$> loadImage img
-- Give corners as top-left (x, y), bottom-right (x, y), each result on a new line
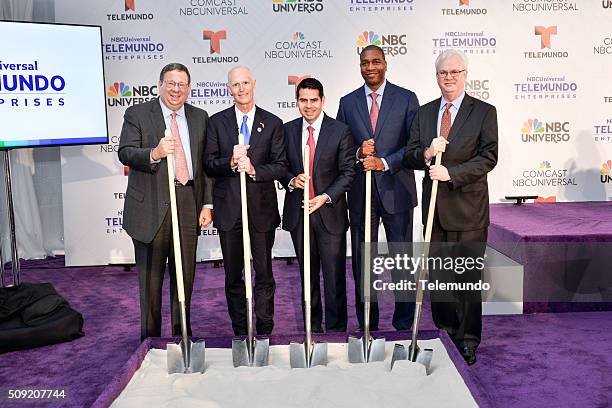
top-left (489, 202), bottom-right (612, 313)
top-left (1, 257), bottom-right (611, 407)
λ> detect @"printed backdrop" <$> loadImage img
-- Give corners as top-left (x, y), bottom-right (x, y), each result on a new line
top-left (55, 0), bottom-right (612, 266)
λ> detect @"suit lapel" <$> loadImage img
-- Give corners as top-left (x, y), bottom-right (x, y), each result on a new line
top-left (150, 98), bottom-right (167, 144)
top-left (447, 94), bottom-right (474, 143)
top-left (373, 83), bottom-right (395, 140)
top-left (223, 107), bottom-right (239, 147)
top-left (313, 115), bottom-right (332, 171)
top-left (429, 97), bottom-right (442, 142)
top-left (355, 88), bottom-right (373, 140)
top-left (249, 107), bottom-right (264, 150)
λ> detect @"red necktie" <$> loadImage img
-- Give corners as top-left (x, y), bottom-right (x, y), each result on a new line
top-left (370, 92), bottom-right (379, 133)
top-left (440, 102), bottom-right (452, 139)
top-left (306, 125), bottom-right (316, 200)
top-left (171, 112), bottom-right (189, 185)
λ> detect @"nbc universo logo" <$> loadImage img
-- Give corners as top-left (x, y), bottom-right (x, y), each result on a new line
top-left (203, 30), bottom-right (226, 54)
top-left (108, 82), bottom-right (132, 97)
top-left (535, 26), bottom-right (557, 48)
top-left (601, 160), bottom-right (612, 183)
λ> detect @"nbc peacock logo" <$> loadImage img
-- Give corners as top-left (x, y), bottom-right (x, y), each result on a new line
top-left (600, 160), bottom-right (612, 183)
top-left (107, 82), bottom-right (132, 97)
top-left (293, 32), bottom-right (305, 41)
top-left (522, 118), bottom-right (545, 134)
top-left (539, 160), bottom-right (551, 169)
top-left (357, 31), bottom-right (381, 46)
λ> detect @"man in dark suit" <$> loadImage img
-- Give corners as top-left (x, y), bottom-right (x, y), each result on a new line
top-left (281, 78), bottom-right (355, 332)
top-left (403, 49), bottom-right (498, 365)
top-left (337, 45), bottom-right (419, 331)
top-left (204, 66), bottom-right (287, 336)
top-left (118, 63), bottom-right (214, 341)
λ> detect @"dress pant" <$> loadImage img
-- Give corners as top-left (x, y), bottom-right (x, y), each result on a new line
top-left (429, 211), bottom-right (486, 349)
top-left (290, 211), bottom-right (348, 333)
top-left (133, 184), bottom-right (198, 342)
top-left (350, 178), bottom-right (415, 331)
top-left (219, 219), bottom-right (276, 336)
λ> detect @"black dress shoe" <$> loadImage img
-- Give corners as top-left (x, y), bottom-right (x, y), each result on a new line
top-left (461, 346), bottom-right (477, 365)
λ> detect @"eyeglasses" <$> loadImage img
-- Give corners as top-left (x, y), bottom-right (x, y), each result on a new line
top-left (229, 80), bottom-right (252, 91)
top-left (436, 70), bottom-right (465, 78)
top-left (164, 80), bottom-right (189, 90)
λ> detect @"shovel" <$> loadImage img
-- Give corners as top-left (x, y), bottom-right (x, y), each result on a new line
top-left (390, 151), bottom-right (443, 372)
top-left (348, 169), bottom-right (385, 363)
top-left (164, 129), bottom-right (206, 374)
top-left (289, 144), bottom-right (328, 368)
top-left (231, 132), bottom-right (270, 367)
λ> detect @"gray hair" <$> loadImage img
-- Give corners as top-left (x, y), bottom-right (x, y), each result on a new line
top-left (435, 49), bottom-right (468, 72)
top-left (227, 65), bottom-right (254, 84)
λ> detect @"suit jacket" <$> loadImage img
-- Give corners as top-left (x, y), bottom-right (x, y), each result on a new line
top-left (118, 98), bottom-right (213, 243)
top-left (403, 94), bottom-right (498, 231)
top-left (204, 105), bottom-right (288, 232)
top-left (336, 81), bottom-right (419, 220)
top-left (280, 114), bottom-right (355, 235)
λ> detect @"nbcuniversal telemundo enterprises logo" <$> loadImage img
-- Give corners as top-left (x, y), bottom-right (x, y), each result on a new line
top-left (0, 60), bottom-right (65, 109)
top-left (442, 0), bottom-right (487, 16)
top-left (347, 0), bottom-right (414, 13)
top-left (192, 30), bottom-right (239, 64)
top-left (264, 32), bottom-right (333, 60)
top-left (513, 74), bottom-right (577, 100)
top-left (513, 160), bottom-right (576, 188)
top-left (107, 0), bottom-right (154, 21)
top-left (178, 0), bottom-right (248, 16)
top-left (433, 30), bottom-right (496, 55)
top-left (520, 118), bottom-right (570, 143)
top-left (105, 209), bottom-right (124, 234)
top-left (524, 25), bottom-right (568, 59)
top-left (104, 34), bottom-right (165, 61)
top-left (356, 31), bottom-right (408, 57)
top-left (272, 0), bottom-right (324, 13)
top-left (277, 74), bottom-right (310, 109)
top-left (593, 118), bottom-right (612, 142)
top-left (106, 81), bottom-right (158, 107)
top-left (189, 79), bottom-right (233, 107)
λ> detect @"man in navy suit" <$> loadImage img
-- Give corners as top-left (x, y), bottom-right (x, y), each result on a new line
top-left (281, 78), bottom-right (355, 332)
top-left (204, 66), bottom-right (288, 336)
top-left (337, 45), bottom-right (419, 331)
top-left (403, 49), bottom-right (498, 365)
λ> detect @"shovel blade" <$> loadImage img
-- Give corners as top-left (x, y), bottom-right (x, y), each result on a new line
top-left (368, 337), bottom-right (386, 362)
top-left (253, 337), bottom-right (270, 367)
top-left (310, 342), bottom-right (328, 367)
top-left (166, 340), bottom-right (206, 374)
top-left (416, 348), bottom-right (433, 370)
top-left (348, 335), bottom-right (366, 364)
top-left (232, 338), bottom-right (249, 367)
top-left (289, 342), bottom-right (307, 368)
top-left (390, 343), bottom-right (407, 370)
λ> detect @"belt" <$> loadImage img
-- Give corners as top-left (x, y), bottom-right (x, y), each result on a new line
top-left (174, 180), bottom-right (194, 186)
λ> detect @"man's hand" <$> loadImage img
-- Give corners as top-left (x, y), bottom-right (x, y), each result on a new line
top-left (199, 208), bottom-right (213, 228)
top-left (238, 156), bottom-right (255, 175)
top-left (290, 174), bottom-right (308, 189)
top-left (307, 195), bottom-right (328, 214)
top-left (424, 137), bottom-right (448, 161)
top-left (232, 144), bottom-right (249, 166)
top-left (362, 155), bottom-right (385, 171)
top-left (429, 164), bottom-right (450, 182)
top-left (358, 139), bottom-right (376, 158)
top-left (152, 134), bottom-right (175, 160)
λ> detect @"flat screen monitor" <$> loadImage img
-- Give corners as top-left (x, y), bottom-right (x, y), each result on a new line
top-left (0, 21), bottom-right (108, 149)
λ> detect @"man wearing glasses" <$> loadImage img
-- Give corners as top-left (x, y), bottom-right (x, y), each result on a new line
top-left (204, 66), bottom-right (287, 336)
top-left (119, 63), bottom-right (214, 341)
top-left (403, 49), bottom-right (498, 365)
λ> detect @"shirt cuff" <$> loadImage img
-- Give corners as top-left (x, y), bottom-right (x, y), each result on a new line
top-left (287, 177), bottom-right (296, 192)
top-left (150, 149), bottom-right (161, 164)
top-left (323, 193), bottom-right (332, 204)
top-left (381, 158), bottom-right (389, 172)
top-left (202, 204), bottom-right (213, 209)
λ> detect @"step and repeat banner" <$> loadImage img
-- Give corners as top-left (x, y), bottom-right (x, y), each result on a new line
top-left (57, 0), bottom-right (612, 266)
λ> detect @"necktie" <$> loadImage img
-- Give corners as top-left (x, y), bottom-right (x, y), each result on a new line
top-left (171, 112), bottom-right (189, 185)
top-left (440, 102), bottom-right (452, 139)
top-left (240, 114), bottom-right (250, 145)
top-left (306, 125), bottom-right (316, 200)
top-left (370, 92), bottom-right (380, 133)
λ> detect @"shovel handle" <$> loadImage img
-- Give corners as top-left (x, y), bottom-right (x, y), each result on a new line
top-left (165, 129), bottom-right (186, 303)
top-left (238, 133), bottom-right (253, 302)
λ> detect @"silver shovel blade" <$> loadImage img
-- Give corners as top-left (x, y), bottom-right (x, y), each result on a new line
top-left (166, 341), bottom-right (206, 374)
top-left (289, 342), bottom-right (307, 368)
top-left (310, 342), bottom-right (328, 367)
top-left (368, 337), bottom-right (386, 362)
top-left (232, 338), bottom-right (249, 367)
top-left (252, 337), bottom-right (270, 367)
top-left (416, 348), bottom-right (433, 370)
top-left (348, 336), bottom-right (366, 364)
top-left (390, 343), bottom-right (407, 370)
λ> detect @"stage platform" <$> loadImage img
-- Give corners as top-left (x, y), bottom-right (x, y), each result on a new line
top-left (488, 201), bottom-right (612, 313)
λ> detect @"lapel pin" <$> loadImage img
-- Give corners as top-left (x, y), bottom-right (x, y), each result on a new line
top-left (257, 122), bottom-right (264, 132)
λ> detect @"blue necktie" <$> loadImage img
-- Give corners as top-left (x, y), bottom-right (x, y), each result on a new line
top-left (240, 115), bottom-right (250, 145)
